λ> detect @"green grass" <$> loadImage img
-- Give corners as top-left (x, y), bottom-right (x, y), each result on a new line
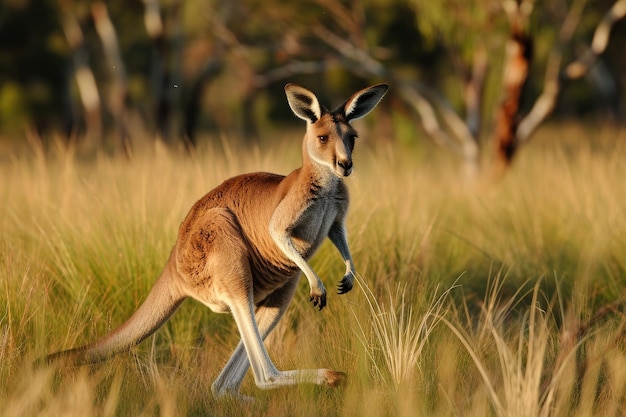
top-left (2, 124), bottom-right (626, 416)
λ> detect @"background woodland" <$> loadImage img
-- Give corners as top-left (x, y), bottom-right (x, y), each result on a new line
top-left (2, 0), bottom-right (626, 176)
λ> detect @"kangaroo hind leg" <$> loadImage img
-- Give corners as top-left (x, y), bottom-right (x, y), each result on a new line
top-left (180, 207), bottom-right (345, 396)
top-left (175, 207), bottom-right (250, 312)
top-left (226, 290), bottom-right (346, 393)
top-left (211, 278), bottom-right (299, 398)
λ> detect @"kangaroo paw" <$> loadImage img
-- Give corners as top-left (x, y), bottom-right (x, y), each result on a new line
top-left (310, 292), bottom-right (327, 310)
top-left (323, 370), bottom-right (347, 387)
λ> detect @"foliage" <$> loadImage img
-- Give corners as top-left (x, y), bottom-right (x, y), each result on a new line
top-left (412, 0), bottom-right (505, 62)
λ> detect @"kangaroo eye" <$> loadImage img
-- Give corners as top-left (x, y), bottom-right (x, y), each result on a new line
top-left (318, 135), bottom-right (329, 144)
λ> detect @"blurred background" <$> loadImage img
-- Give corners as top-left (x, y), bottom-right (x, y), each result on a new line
top-left (1, 0), bottom-right (624, 175)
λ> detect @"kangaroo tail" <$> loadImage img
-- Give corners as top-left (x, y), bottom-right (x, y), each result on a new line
top-left (45, 265), bottom-right (186, 366)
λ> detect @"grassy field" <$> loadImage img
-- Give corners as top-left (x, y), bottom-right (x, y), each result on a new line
top-left (2, 124), bottom-right (626, 416)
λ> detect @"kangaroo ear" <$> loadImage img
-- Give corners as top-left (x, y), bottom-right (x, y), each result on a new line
top-left (342, 84), bottom-right (389, 122)
top-left (285, 83), bottom-right (323, 124)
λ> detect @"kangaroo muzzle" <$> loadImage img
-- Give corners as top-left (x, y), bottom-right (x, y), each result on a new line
top-left (337, 159), bottom-right (353, 177)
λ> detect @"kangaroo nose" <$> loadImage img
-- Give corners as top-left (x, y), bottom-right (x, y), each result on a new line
top-left (337, 159), bottom-right (353, 175)
top-left (338, 160), bottom-right (352, 170)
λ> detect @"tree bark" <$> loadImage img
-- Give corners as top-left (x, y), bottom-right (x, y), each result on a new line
top-left (493, 26), bottom-right (532, 172)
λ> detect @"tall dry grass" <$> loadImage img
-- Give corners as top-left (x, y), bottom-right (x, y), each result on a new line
top-left (1, 124), bottom-right (626, 416)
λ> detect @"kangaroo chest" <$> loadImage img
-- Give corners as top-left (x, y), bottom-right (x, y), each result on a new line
top-left (289, 197), bottom-right (342, 259)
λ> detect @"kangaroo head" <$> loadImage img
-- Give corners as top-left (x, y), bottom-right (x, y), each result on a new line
top-left (285, 83), bottom-right (388, 178)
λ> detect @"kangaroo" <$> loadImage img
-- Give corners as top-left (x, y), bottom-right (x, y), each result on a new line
top-left (45, 83), bottom-right (388, 399)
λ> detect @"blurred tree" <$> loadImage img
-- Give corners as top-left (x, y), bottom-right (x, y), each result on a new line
top-left (92, 2), bottom-right (133, 156)
top-left (59, 0), bottom-right (103, 149)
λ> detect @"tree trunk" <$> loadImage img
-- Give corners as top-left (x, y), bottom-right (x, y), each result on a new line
top-left (182, 58), bottom-right (222, 150)
top-left (142, 0), bottom-right (171, 142)
top-left (493, 27), bottom-right (532, 173)
top-left (92, 2), bottom-right (132, 158)
top-left (60, 8), bottom-right (103, 150)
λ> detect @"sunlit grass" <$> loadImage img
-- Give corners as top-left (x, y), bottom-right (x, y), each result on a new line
top-left (1, 124), bottom-right (626, 415)
top-left (442, 280), bottom-right (559, 417)
top-left (352, 275), bottom-right (452, 391)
